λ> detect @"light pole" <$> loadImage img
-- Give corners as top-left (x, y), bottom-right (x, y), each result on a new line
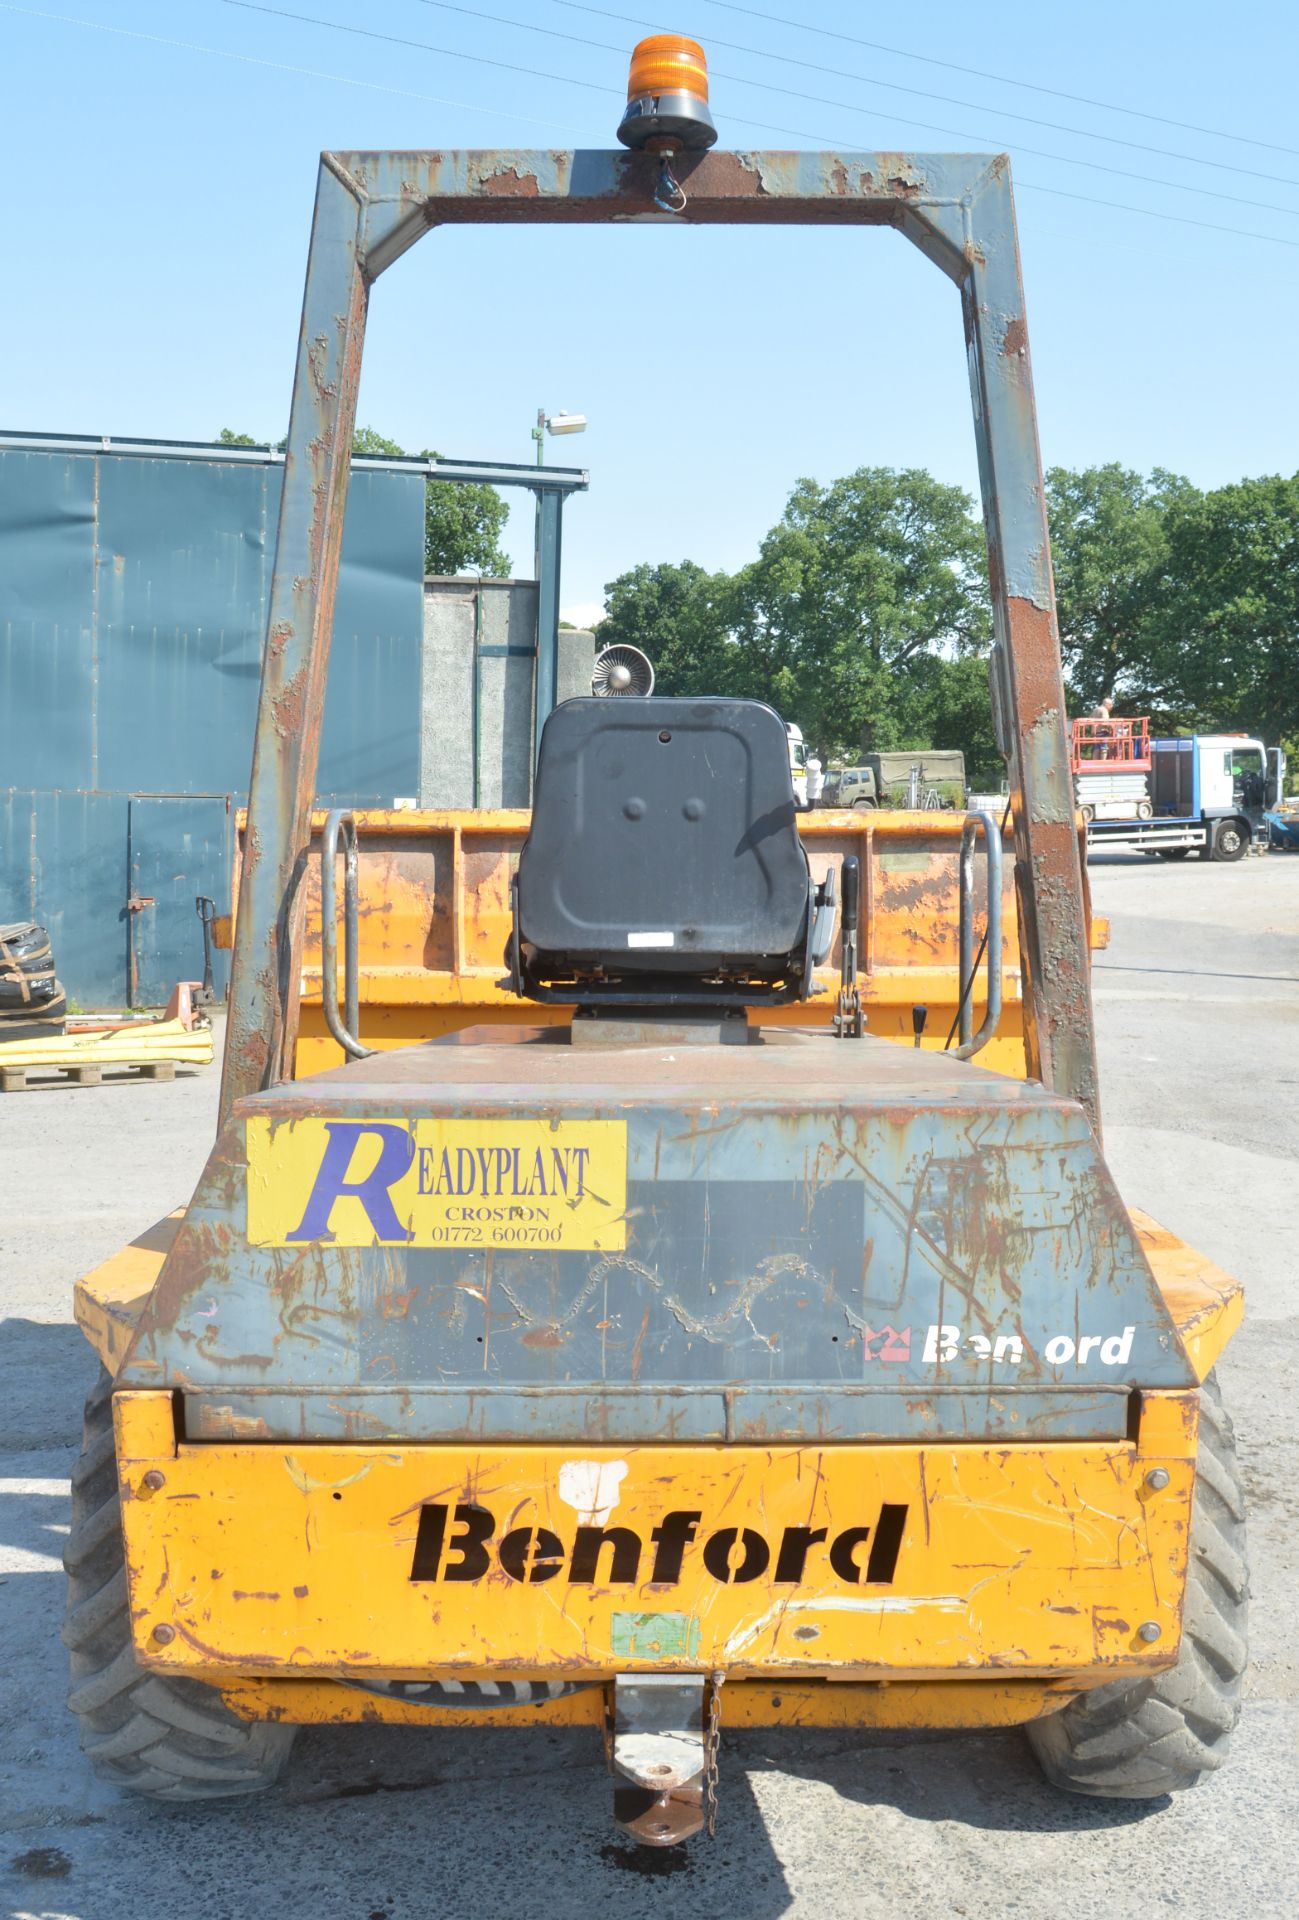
top-left (529, 409), bottom-right (586, 768)
top-left (533, 407), bottom-right (587, 466)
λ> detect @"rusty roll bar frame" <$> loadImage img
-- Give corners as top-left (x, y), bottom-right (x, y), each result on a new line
top-left (219, 148), bottom-right (1099, 1133)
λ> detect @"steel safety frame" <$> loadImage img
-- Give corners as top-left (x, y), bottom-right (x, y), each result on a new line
top-left (220, 147), bottom-right (1099, 1133)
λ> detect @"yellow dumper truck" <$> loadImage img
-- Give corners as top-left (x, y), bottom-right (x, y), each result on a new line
top-left (65, 49), bottom-right (1246, 1849)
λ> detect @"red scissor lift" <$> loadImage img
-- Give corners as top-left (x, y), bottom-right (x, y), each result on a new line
top-left (1070, 717), bottom-right (1153, 822)
top-left (1070, 716), bottom-right (1151, 772)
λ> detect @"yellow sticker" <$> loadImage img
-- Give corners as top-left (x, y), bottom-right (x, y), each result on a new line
top-left (245, 1116), bottom-right (627, 1251)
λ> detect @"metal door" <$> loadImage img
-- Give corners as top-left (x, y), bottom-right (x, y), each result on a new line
top-left (127, 795), bottom-right (231, 1006)
top-left (1267, 747), bottom-right (1287, 808)
top-left (1199, 746), bottom-right (1234, 816)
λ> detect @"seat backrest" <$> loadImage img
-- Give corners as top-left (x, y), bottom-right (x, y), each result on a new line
top-left (517, 697), bottom-right (810, 979)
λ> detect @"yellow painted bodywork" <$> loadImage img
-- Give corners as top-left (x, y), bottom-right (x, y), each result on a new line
top-left (1130, 1211), bottom-right (1245, 1382)
top-left (115, 1391), bottom-right (1197, 1688)
top-left (217, 1676), bottom-right (1079, 1731)
top-left (74, 1213), bottom-right (182, 1375)
top-left (80, 809), bottom-right (1232, 1740)
top-left (227, 809), bottom-right (1081, 1079)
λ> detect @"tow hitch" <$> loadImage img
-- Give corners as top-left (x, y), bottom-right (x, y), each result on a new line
top-left (610, 1675), bottom-right (721, 1846)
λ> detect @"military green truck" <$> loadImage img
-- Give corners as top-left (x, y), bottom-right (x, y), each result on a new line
top-left (824, 750), bottom-right (967, 810)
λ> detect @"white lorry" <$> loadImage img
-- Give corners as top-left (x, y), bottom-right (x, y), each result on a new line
top-left (1082, 731), bottom-right (1285, 862)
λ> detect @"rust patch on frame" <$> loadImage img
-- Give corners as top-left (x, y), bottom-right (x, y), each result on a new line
top-left (477, 163), bottom-right (542, 199)
top-left (1001, 595), bottom-right (1098, 1129)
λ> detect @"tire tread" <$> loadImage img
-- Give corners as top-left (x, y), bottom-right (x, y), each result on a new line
top-left (1026, 1371), bottom-right (1247, 1799)
top-left (63, 1368), bottom-right (296, 1802)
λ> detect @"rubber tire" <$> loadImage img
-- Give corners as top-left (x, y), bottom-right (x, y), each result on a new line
top-left (1157, 849), bottom-right (1192, 861)
top-left (851, 798), bottom-right (878, 810)
top-left (63, 1368), bottom-right (297, 1800)
top-left (1026, 1372), bottom-right (1247, 1799)
top-left (1212, 820), bottom-right (1249, 863)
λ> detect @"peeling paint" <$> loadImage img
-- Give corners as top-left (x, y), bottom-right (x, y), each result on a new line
top-left (559, 1459), bottom-right (630, 1526)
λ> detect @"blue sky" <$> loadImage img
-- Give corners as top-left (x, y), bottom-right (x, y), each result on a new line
top-left (4, 0), bottom-right (1297, 622)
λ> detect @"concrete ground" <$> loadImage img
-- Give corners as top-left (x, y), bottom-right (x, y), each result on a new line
top-left (2, 851), bottom-right (1297, 1919)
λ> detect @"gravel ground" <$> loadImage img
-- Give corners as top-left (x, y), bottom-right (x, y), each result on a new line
top-left (2, 850), bottom-right (1296, 1920)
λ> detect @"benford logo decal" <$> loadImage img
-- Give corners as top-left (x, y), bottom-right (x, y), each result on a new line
top-left (409, 1503), bottom-right (909, 1588)
top-left (923, 1324), bottom-right (1136, 1367)
top-left (854, 1324), bottom-right (1139, 1368)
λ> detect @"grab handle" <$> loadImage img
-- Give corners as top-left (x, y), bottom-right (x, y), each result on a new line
top-left (956, 811), bottom-right (1003, 1060)
top-left (320, 810), bottom-right (373, 1060)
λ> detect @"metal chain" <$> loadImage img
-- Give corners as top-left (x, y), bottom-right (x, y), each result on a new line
top-left (705, 1672), bottom-right (724, 1837)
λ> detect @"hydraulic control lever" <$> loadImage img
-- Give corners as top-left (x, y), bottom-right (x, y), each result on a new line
top-left (834, 856), bottom-right (864, 1039)
top-left (194, 896), bottom-right (217, 1007)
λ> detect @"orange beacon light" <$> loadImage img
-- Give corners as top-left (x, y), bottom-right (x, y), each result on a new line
top-left (617, 34), bottom-right (718, 152)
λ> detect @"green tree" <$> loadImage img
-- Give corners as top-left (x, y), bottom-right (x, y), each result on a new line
top-left (1047, 464), bottom-right (1299, 749)
top-left (216, 425), bottom-right (510, 577)
top-left (900, 652), bottom-right (1003, 787)
top-left (349, 426), bottom-right (403, 457)
top-left (598, 560), bottom-right (739, 696)
top-left (726, 467), bottom-right (991, 760)
top-left (1153, 475), bottom-right (1299, 748)
top-left (599, 470), bottom-right (995, 771)
top-left (419, 458), bottom-right (510, 578)
top-left (1045, 464), bottom-right (1195, 707)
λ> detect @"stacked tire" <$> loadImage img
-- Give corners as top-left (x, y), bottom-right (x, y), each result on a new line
top-left (0, 920), bottom-right (66, 1040)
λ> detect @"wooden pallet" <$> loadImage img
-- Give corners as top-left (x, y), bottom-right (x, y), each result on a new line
top-left (0, 1015), bottom-right (212, 1089)
top-left (0, 1060), bottom-right (178, 1092)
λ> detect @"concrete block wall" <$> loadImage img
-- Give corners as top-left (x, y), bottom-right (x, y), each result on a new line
top-left (419, 579), bottom-right (596, 808)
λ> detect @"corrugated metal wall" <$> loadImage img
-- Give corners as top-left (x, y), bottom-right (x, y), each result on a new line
top-left (0, 441), bottom-right (424, 1006)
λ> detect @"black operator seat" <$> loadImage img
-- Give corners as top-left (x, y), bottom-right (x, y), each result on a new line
top-left (512, 697), bottom-right (835, 1007)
